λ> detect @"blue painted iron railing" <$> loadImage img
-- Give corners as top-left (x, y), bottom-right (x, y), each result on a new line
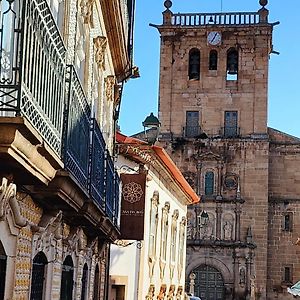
top-left (0, 0), bottom-right (66, 155)
top-left (105, 150), bottom-right (115, 220)
top-left (89, 118), bottom-right (106, 208)
top-left (0, 0), bottom-right (120, 226)
top-left (114, 171), bottom-right (121, 225)
top-left (64, 66), bottom-right (91, 191)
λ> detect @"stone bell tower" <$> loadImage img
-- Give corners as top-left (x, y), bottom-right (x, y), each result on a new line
top-left (152, 0), bottom-right (278, 299)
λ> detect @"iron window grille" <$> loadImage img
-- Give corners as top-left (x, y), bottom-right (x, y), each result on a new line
top-left (30, 252), bottom-right (47, 300)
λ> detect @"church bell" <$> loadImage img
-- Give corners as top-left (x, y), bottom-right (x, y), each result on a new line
top-left (227, 50), bottom-right (238, 75)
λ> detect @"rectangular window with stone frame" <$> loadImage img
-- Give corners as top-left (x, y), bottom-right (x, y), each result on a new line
top-left (282, 212), bottom-right (293, 232)
top-left (282, 265), bottom-right (293, 284)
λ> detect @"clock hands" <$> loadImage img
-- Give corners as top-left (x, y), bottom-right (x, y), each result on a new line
top-left (211, 32), bottom-right (218, 43)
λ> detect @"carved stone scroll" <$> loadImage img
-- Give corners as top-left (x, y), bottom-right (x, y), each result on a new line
top-left (0, 177), bottom-right (27, 227)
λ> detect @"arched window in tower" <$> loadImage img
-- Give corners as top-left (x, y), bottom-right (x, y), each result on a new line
top-left (205, 171), bottom-right (214, 196)
top-left (226, 48), bottom-right (238, 81)
top-left (188, 49), bottom-right (200, 80)
top-left (0, 241), bottom-right (7, 300)
top-left (209, 50), bottom-right (218, 70)
top-left (30, 252), bottom-right (48, 300)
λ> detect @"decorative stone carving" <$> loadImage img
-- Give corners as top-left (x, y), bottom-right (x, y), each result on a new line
top-left (223, 173), bottom-right (238, 190)
top-left (67, 227), bottom-right (87, 253)
top-left (0, 177), bottom-right (27, 227)
top-left (33, 211), bottom-right (63, 252)
top-left (183, 171), bottom-right (196, 189)
top-left (250, 275), bottom-right (256, 300)
top-left (186, 209), bottom-right (195, 240)
top-left (157, 285), bottom-right (167, 300)
top-left (176, 286), bottom-right (183, 300)
top-left (189, 272), bottom-right (196, 295)
top-left (167, 285), bottom-right (176, 300)
top-left (93, 36), bottom-right (107, 70)
top-left (223, 221), bottom-right (233, 240)
top-left (159, 202), bottom-right (170, 279)
top-left (148, 191), bottom-right (159, 278)
top-left (80, 0), bottom-right (95, 25)
top-left (105, 75), bottom-right (116, 102)
top-left (170, 210), bottom-right (179, 280)
top-left (145, 284), bottom-right (155, 300)
top-left (239, 267), bottom-right (246, 285)
top-left (178, 217), bottom-right (186, 280)
top-left (222, 213), bottom-right (235, 240)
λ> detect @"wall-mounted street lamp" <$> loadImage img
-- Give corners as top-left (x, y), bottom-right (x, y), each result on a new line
top-left (199, 210), bottom-right (209, 227)
top-left (142, 112), bottom-right (160, 145)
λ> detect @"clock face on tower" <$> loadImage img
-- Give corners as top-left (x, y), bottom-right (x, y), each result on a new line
top-left (207, 31), bottom-right (222, 46)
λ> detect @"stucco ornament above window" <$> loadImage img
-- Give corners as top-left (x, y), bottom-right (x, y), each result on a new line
top-left (80, 0), bottom-right (95, 26)
top-left (105, 76), bottom-right (116, 102)
top-left (93, 36), bottom-right (107, 70)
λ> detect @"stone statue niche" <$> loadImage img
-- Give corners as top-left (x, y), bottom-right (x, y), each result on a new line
top-left (200, 212), bottom-right (216, 240)
top-left (222, 213), bottom-right (235, 241)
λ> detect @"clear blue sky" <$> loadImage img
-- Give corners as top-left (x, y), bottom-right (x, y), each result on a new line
top-left (119, 0), bottom-right (300, 137)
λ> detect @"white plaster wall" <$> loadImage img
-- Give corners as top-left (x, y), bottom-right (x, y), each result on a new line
top-left (112, 155), bottom-right (188, 299)
top-left (140, 169), bottom-right (187, 298)
top-left (110, 243), bottom-right (141, 299)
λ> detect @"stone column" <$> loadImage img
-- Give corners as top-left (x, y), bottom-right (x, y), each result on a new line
top-left (235, 203), bottom-right (242, 241)
top-left (217, 162), bottom-right (223, 199)
top-left (196, 162), bottom-right (202, 195)
top-left (216, 204), bottom-right (222, 239)
top-left (233, 249), bottom-right (240, 298)
top-left (195, 206), bottom-right (201, 239)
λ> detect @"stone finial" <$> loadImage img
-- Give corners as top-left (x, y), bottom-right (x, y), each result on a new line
top-left (258, 0), bottom-right (269, 23)
top-left (163, 0), bottom-right (173, 25)
top-left (259, 0), bottom-right (268, 7)
top-left (164, 0), bottom-right (172, 10)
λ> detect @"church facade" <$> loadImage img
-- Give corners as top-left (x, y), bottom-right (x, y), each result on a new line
top-left (153, 1), bottom-right (300, 299)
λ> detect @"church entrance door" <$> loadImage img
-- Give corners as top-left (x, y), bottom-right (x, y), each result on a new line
top-left (193, 265), bottom-right (224, 300)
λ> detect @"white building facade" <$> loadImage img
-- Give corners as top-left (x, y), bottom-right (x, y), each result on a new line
top-left (109, 133), bottom-right (199, 299)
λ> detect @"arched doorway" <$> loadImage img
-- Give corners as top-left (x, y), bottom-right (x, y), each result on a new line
top-left (60, 255), bottom-right (74, 300)
top-left (0, 241), bottom-right (7, 300)
top-left (30, 252), bottom-right (48, 300)
top-left (192, 265), bottom-right (225, 300)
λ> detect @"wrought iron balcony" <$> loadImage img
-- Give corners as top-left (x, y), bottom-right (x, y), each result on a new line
top-left (0, 0), bottom-right (120, 225)
top-left (0, 0), bottom-right (66, 156)
top-left (183, 126), bottom-right (202, 138)
top-left (64, 66), bottom-right (91, 190)
top-left (64, 66), bottom-right (120, 225)
top-left (220, 126), bottom-right (241, 138)
top-left (90, 118), bottom-right (106, 208)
